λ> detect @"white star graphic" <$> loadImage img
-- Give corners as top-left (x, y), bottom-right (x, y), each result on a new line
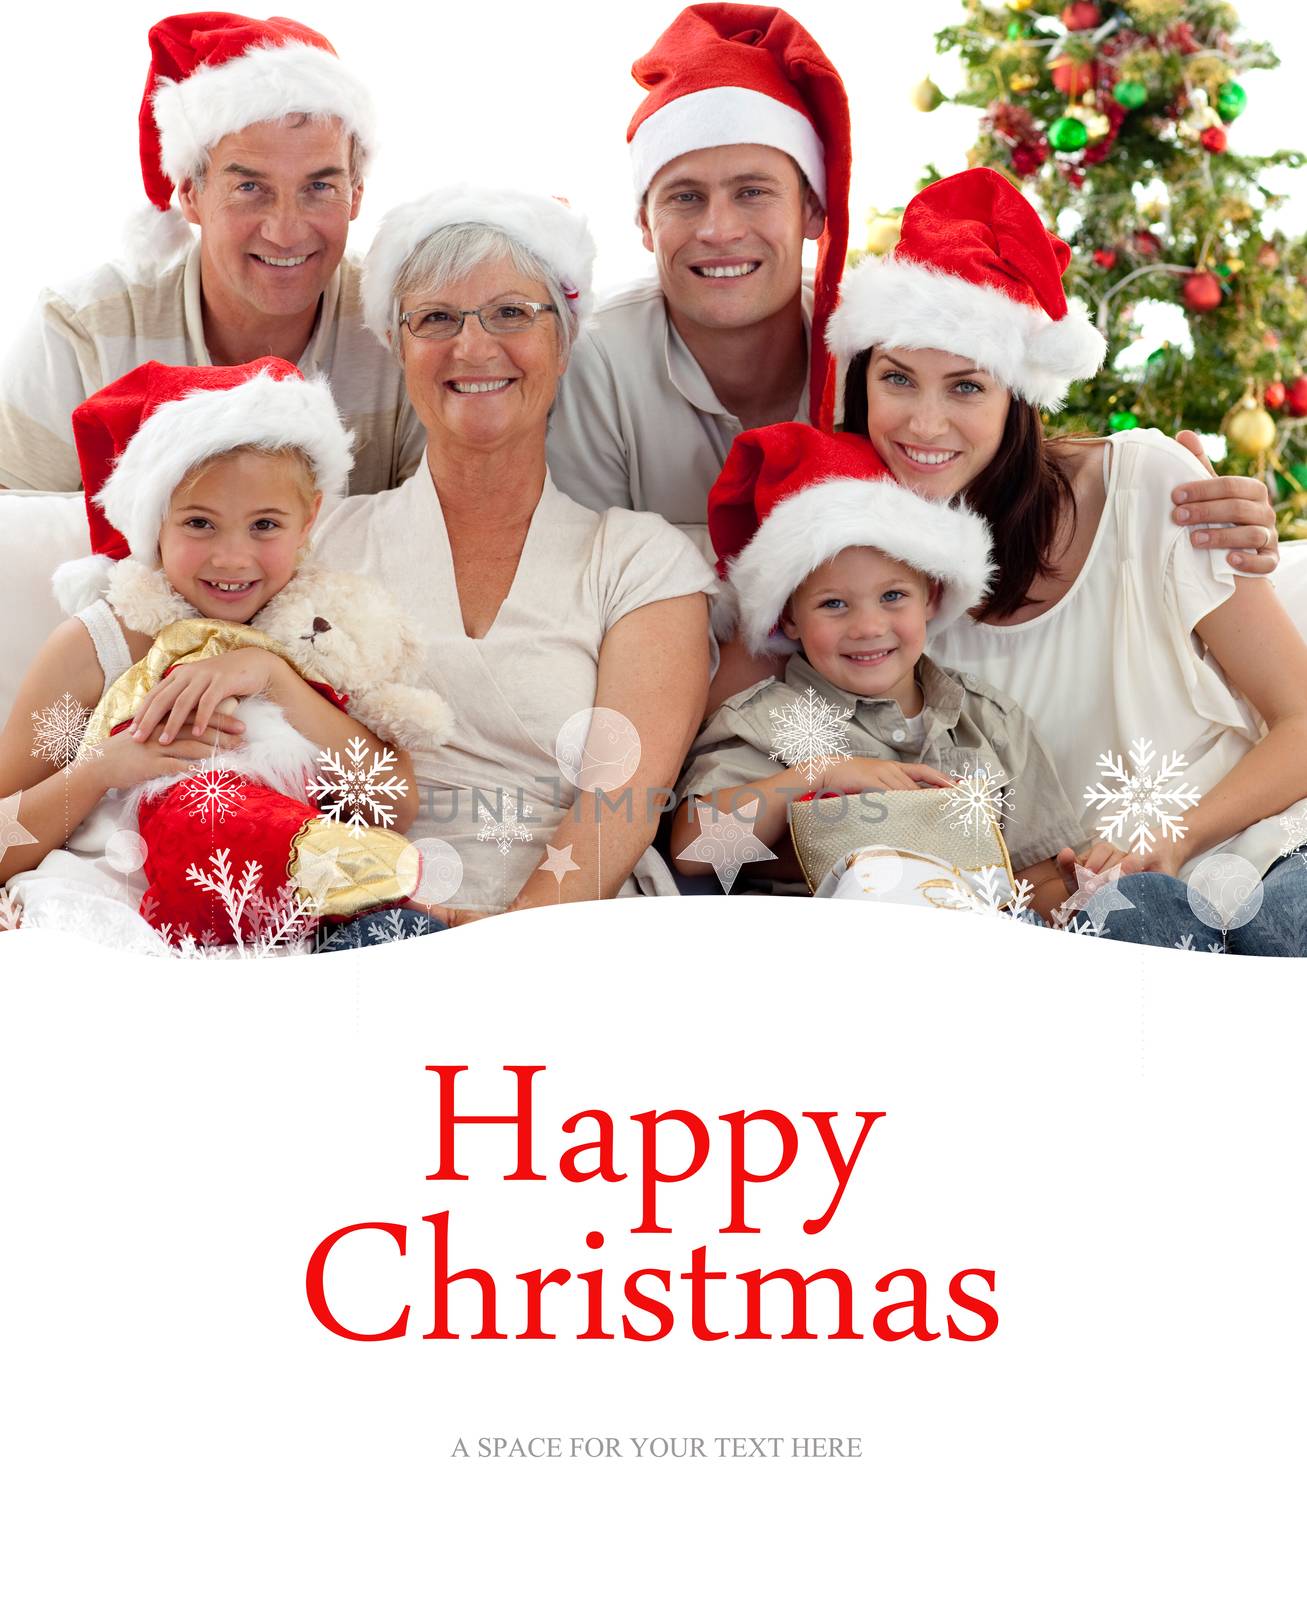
top-left (1057, 861), bottom-right (1134, 931)
top-left (675, 798), bottom-right (778, 893)
top-left (0, 792), bottom-right (38, 865)
top-left (538, 843), bottom-right (581, 885)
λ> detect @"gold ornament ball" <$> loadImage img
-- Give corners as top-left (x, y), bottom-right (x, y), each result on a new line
top-left (865, 215), bottom-right (903, 255)
top-left (1006, 0), bottom-right (1035, 10)
top-left (911, 77), bottom-right (945, 113)
top-left (1224, 403), bottom-right (1277, 455)
top-left (1010, 72), bottom-right (1039, 93)
top-left (1083, 112), bottom-right (1111, 140)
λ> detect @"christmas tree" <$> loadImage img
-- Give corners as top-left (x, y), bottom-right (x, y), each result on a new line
top-left (887, 0), bottom-right (1307, 537)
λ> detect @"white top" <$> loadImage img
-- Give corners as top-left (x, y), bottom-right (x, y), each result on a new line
top-left (8, 602), bottom-right (166, 952)
top-left (0, 243), bottom-right (424, 496)
top-left (931, 428), bottom-right (1291, 878)
top-left (546, 275), bottom-right (812, 556)
top-left (312, 456), bottom-right (717, 913)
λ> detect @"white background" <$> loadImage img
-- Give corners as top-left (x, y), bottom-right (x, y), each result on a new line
top-left (1, 898), bottom-right (1303, 1596)
top-left (0, 0), bottom-right (1303, 334)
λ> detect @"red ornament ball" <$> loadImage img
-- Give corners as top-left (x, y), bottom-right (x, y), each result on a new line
top-left (1200, 126), bottom-right (1228, 154)
top-left (1093, 248), bottom-right (1118, 270)
top-left (1132, 230), bottom-right (1161, 257)
top-left (1182, 272), bottom-right (1223, 313)
top-left (1060, 1), bottom-right (1101, 29)
top-left (1265, 381), bottom-right (1287, 410)
top-left (1288, 377), bottom-right (1307, 419)
top-left (1012, 139), bottom-right (1048, 176)
top-left (1051, 56), bottom-right (1094, 97)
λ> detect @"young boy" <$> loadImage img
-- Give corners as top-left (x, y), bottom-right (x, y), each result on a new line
top-left (672, 422), bottom-right (1117, 919)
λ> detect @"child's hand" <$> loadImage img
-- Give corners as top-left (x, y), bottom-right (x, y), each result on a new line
top-left (824, 757), bottom-right (953, 793)
top-left (130, 650), bottom-right (273, 744)
top-left (99, 725), bottom-right (242, 792)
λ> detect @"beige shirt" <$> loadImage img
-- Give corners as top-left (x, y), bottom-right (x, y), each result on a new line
top-left (932, 428), bottom-right (1293, 878)
top-left (547, 275), bottom-right (812, 555)
top-left (680, 651), bottom-right (1085, 873)
top-left (311, 456), bottom-right (717, 913)
top-left (0, 243), bottom-right (424, 497)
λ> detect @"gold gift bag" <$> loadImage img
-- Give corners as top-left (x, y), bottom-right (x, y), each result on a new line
top-left (789, 787), bottom-right (1016, 898)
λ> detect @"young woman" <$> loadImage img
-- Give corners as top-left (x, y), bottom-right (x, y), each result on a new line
top-left (825, 168), bottom-right (1307, 954)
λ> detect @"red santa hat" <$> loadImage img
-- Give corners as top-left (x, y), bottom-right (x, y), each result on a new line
top-left (709, 422), bottom-right (994, 654)
top-left (627, 5), bottom-right (850, 427)
top-left (827, 168), bottom-right (1106, 413)
top-left (361, 185), bottom-right (597, 344)
top-left (131, 11), bottom-right (376, 264)
top-left (54, 357), bottom-right (353, 614)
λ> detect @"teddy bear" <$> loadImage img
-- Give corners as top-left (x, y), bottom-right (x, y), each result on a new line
top-left (76, 558), bottom-right (453, 946)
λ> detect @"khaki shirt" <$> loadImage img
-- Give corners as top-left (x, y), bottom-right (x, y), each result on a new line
top-left (546, 275), bottom-right (812, 556)
top-left (0, 243), bottom-right (424, 497)
top-left (680, 652), bottom-right (1086, 873)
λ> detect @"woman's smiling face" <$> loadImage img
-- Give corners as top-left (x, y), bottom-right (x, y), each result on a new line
top-left (863, 346), bottom-right (1011, 502)
top-left (398, 254), bottom-right (567, 455)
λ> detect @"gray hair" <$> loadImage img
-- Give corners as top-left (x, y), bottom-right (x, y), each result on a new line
top-left (192, 116), bottom-right (365, 191)
top-left (391, 221), bottom-right (577, 364)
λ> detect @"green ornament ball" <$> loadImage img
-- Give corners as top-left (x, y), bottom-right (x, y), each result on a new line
top-left (1146, 345), bottom-right (1170, 367)
top-left (1279, 463), bottom-right (1307, 494)
top-left (1215, 263), bottom-right (1233, 279)
top-left (1109, 410), bottom-right (1140, 432)
top-left (1006, 18), bottom-right (1026, 37)
top-left (1113, 80), bottom-right (1147, 110)
top-left (1217, 81), bottom-right (1247, 122)
top-left (1049, 115), bottom-right (1089, 153)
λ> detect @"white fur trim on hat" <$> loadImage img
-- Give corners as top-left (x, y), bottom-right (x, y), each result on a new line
top-left (96, 372), bottom-right (354, 566)
top-left (121, 203), bottom-right (195, 277)
top-left (152, 41), bottom-right (376, 183)
top-left (361, 184), bottom-right (598, 344)
top-left (53, 554), bottom-right (119, 616)
top-left (826, 254), bottom-right (1106, 411)
top-left (629, 85), bottom-right (826, 206)
top-left (727, 477), bottom-right (995, 655)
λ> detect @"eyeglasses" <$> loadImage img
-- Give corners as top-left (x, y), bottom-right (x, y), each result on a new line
top-left (398, 300), bottom-right (558, 341)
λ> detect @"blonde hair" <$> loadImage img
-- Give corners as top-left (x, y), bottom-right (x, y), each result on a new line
top-left (173, 445), bottom-right (320, 513)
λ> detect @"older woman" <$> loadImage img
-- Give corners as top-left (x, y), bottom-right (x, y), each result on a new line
top-left (311, 186), bottom-right (714, 921)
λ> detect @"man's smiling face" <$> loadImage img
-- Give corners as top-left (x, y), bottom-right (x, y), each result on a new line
top-left (639, 142), bottom-right (824, 334)
top-left (178, 115), bottom-right (362, 330)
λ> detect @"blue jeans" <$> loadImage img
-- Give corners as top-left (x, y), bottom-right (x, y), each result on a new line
top-left (1086, 851), bottom-right (1307, 956)
top-left (313, 906), bottom-right (447, 953)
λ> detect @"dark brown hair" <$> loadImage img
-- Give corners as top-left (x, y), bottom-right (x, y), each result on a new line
top-left (842, 347), bottom-right (1073, 622)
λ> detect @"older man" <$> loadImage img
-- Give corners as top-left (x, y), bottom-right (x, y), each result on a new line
top-left (0, 12), bottom-right (421, 497)
top-left (548, 4), bottom-right (1279, 582)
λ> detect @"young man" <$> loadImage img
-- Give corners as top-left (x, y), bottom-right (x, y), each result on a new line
top-left (0, 12), bottom-right (422, 497)
top-left (547, 4), bottom-right (1279, 588)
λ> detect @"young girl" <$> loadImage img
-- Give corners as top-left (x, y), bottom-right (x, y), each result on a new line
top-left (0, 358), bottom-right (440, 951)
top-left (825, 168), bottom-right (1307, 954)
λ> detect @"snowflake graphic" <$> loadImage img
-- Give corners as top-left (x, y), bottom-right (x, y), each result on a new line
top-left (943, 760), bottom-right (1012, 839)
top-left (1174, 933), bottom-right (1225, 955)
top-left (476, 793), bottom-right (535, 856)
top-left (315, 907), bottom-right (433, 952)
top-left (19, 893), bottom-right (168, 956)
top-left (941, 864), bottom-right (1036, 920)
top-left (31, 692), bottom-right (100, 768)
top-left (181, 848), bottom-right (322, 956)
top-left (0, 887), bottom-right (21, 932)
top-left (1083, 737), bottom-right (1202, 855)
top-left (1280, 805), bottom-right (1307, 860)
top-left (307, 737), bottom-right (408, 835)
top-left (178, 760), bottom-right (245, 824)
top-left (768, 685), bottom-right (854, 785)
